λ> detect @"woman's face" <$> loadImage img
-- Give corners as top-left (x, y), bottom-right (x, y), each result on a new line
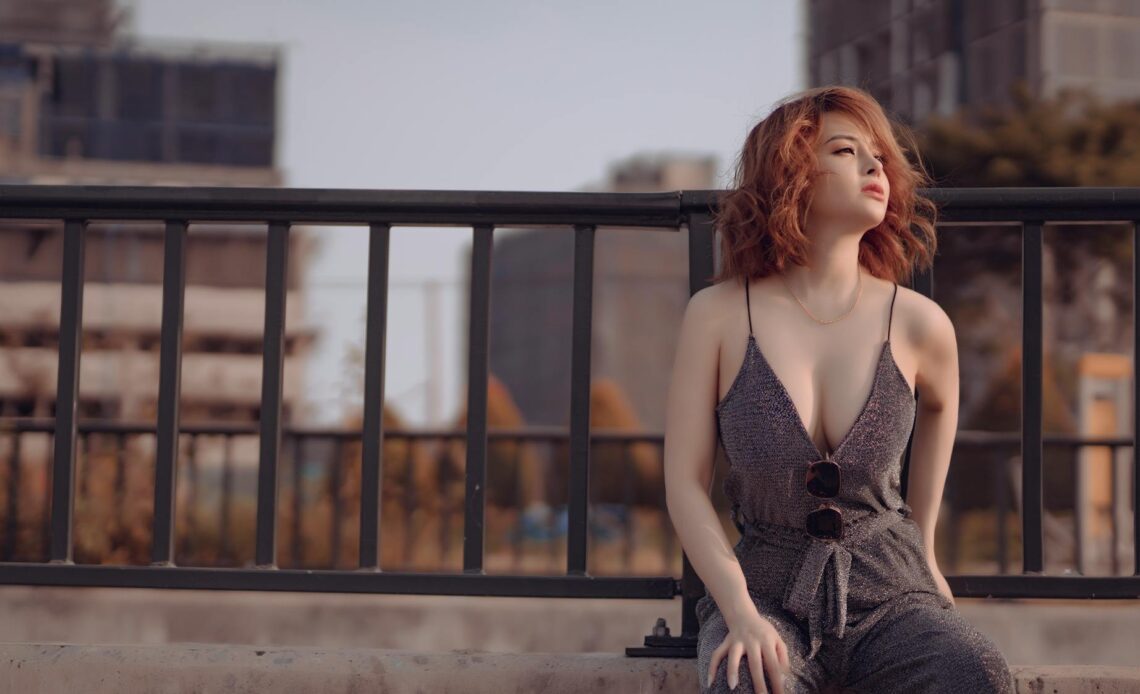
top-left (807, 111), bottom-right (890, 232)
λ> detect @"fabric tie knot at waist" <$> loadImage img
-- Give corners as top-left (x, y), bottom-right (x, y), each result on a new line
top-left (734, 505), bottom-right (911, 662)
top-left (781, 538), bottom-right (852, 661)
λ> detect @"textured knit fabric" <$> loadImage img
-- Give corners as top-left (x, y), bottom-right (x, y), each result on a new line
top-left (695, 279), bottom-right (1015, 693)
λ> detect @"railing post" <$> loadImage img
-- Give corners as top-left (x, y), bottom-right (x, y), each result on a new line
top-left (567, 223), bottom-right (596, 576)
top-left (153, 220), bottom-right (188, 566)
top-left (628, 195), bottom-right (712, 657)
top-left (359, 222), bottom-right (391, 570)
top-left (1022, 220), bottom-right (1045, 574)
top-left (255, 221), bottom-right (291, 568)
top-left (48, 219), bottom-right (86, 564)
top-left (463, 224), bottom-right (493, 573)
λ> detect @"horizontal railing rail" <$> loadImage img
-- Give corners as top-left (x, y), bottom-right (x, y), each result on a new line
top-left (0, 184), bottom-right (1138, 660)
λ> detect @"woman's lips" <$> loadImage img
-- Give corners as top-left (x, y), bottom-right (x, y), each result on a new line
top-left (862, 189), bottom-right (886, 200)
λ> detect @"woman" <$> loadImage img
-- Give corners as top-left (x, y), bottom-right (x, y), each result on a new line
top-left (663, 86), bottom-right (1015, 693)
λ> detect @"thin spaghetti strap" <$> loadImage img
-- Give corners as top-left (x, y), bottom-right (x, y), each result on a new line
top-left (886, 282), bottom-right (898, 343)
top-left (745, 277), bottom-right (754, 337)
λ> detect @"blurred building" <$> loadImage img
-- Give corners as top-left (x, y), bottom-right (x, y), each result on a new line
top-left (0, 0), bottom-right (122, 47)
top-left (483, 153), bottom-right (716, 430)
top-left (805, 0), bottom-right (1140, 124)
top-left (0, 0), bottom-right (315, 423)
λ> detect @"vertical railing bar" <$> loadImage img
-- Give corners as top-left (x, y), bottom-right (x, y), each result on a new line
top-left (359, 222), bottom-right (390, 569)
top-left (566, 223), bottom-right (596, 576)
top-left (678, 210), bottom-right (715, 638)
top-left (49, 219), bottom-right (86, 563)
top-left (1022, 220), bottom-right (1045, 573)
top-left (255, 221), bottom-right (291, 568)
top-left (463, 224), bottom-right (493, 573)
top-left (153, 219), bottom-right (188, 565)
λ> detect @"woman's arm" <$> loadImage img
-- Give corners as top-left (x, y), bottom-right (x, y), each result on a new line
top-left (904, 297), bottom-right (960, 592)
top-left (663, 287), bottom-right (755, 629)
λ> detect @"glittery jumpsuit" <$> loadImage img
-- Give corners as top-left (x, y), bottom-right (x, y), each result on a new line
top-left (696, 280), bottom-right (1015, 693)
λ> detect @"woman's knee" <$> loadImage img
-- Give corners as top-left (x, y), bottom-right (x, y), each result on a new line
top-left (914, 620), bottom-right (1013, 694)
top-left (845, 602), bottom-right (1014, 693)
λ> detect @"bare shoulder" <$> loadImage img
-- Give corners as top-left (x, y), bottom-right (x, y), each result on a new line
top-left (893, 285), bottom-right (958, 403)
top-left (893, 285), bottom-right (956, 353)
top-left (680, 279), bottom-right (739, 337)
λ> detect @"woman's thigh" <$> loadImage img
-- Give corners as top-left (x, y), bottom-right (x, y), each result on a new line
top-left (695, 593), bottom-right (834, 694)
top-left (840, 594), bottom-right (1014, 694)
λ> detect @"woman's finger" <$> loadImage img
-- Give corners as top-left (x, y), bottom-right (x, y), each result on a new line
top-left (707, 640), bottom-right (727, 688)
top-left (726, 641), bottom-right (744, 690)
top-left (776, 637), bottom-right (790, 671)
top-left (747, 643), bottom-right (769, 694)
top-left (762, 641), bottom-right (785, 694)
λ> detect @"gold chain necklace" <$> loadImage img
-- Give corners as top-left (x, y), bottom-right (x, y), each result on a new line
top-left (779, 269), bottom-right (863, 325)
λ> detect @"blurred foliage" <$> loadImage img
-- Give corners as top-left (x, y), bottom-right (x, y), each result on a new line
top-left (917, 80), bottom-right (1140, 292)
top-left (921, 81), bottom-right (1140, 189)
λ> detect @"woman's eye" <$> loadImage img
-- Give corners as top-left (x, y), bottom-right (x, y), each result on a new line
top-left (837, 147), bottom-right (886, 162)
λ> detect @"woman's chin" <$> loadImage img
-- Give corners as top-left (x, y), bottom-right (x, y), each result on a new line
top-left (849, 204), bottom-right (886, 227)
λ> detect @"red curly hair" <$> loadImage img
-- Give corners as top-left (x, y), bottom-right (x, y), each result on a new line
top-left (710, 85), bottom-right (938, 286)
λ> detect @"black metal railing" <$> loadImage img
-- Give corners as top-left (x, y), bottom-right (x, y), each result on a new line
top-left (0, 418), bottom-right (682, 573)
top-left (0, 185), bottom-right (1138, 660)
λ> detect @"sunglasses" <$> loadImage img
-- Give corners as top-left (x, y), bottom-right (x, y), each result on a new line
top-left (805, 453), bottom-right (843, 541)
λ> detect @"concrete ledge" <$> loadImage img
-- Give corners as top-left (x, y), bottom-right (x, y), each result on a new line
top-left (4, 586), bottom-right (1140, 667)
top-left (2, 643), bottom-right (1140, 694)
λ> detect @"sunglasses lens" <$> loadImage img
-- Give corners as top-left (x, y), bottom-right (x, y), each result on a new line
top-left (805, 460), bottom-right (840, 498)
top-left (806, 506), bottom-right (843, 540)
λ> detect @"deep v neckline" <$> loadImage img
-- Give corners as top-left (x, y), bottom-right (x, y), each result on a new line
top-left (728, 334), bottom-right (904, 461)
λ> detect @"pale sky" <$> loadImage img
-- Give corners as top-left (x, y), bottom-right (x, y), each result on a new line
top-left (129, 0), bottom-right (803, 426)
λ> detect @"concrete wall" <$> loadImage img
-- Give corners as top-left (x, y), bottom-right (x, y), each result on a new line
top-left (1, 586), bottom-right (1138, 667)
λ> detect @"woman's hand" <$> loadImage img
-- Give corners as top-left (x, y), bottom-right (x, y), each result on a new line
top-left (707, 608), bottom-right (792, 693)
